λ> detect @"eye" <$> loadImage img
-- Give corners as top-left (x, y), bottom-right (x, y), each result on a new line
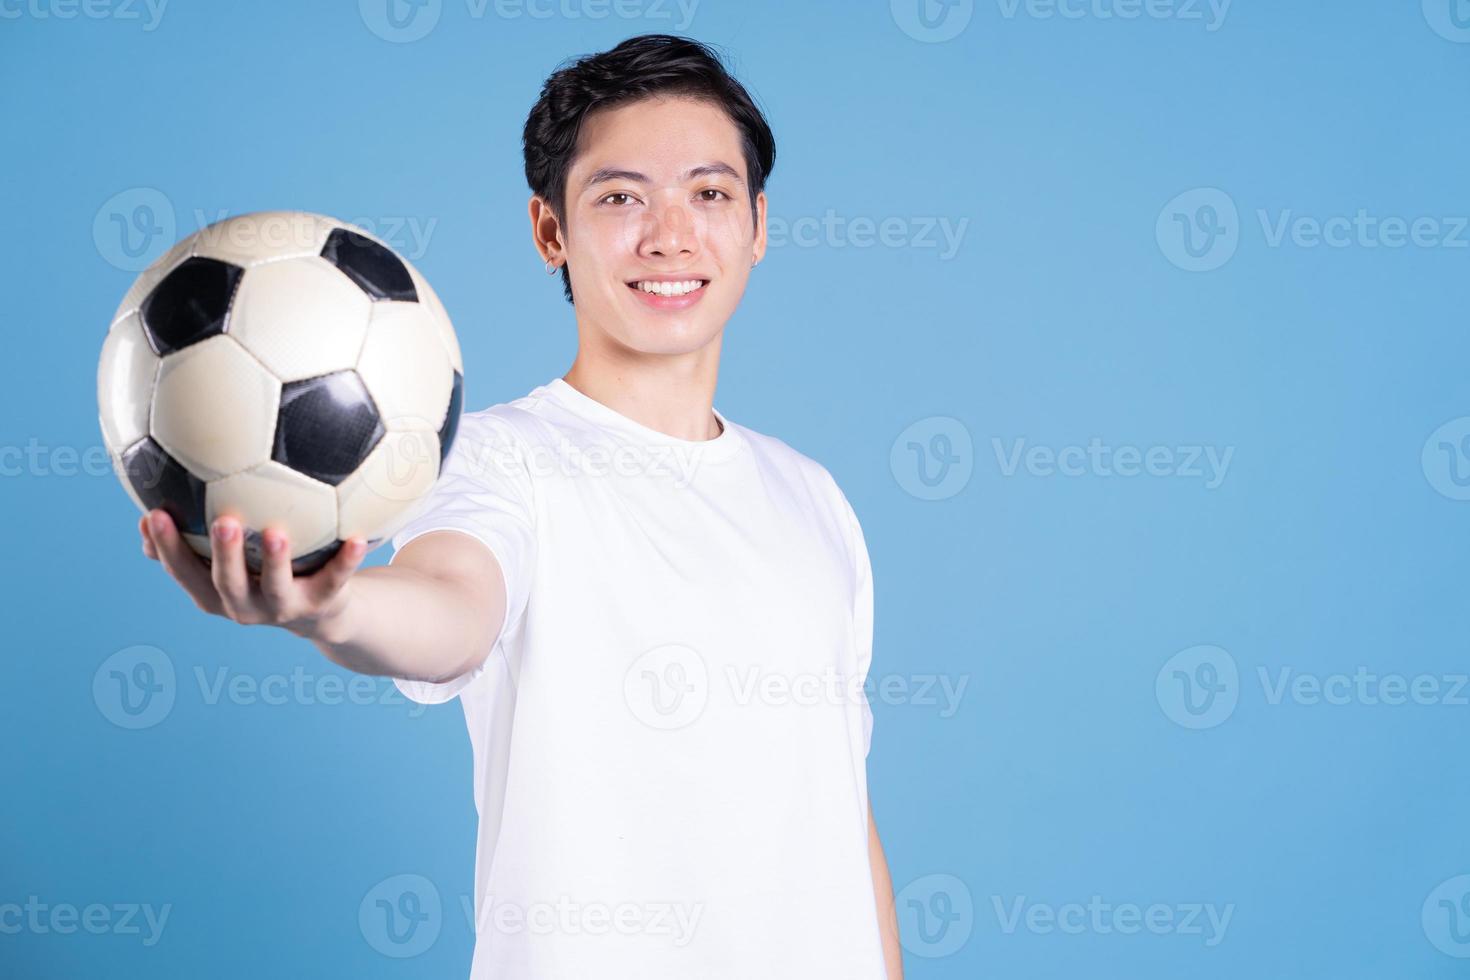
top-left (699, 189), bottom-right (732, 202)
top-left (599, 192), bottom-right (636, 207)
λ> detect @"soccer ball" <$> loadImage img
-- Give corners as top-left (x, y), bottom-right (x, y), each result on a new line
top-left (97, 210), bottom-right (464, 575)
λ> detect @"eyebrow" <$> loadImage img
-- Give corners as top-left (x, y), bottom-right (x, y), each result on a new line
top-left (582, 162), bottom-right (745, 191)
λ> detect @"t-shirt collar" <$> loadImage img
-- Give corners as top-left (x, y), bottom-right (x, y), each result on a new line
top-left (542, 377), bottom-right (745, 462)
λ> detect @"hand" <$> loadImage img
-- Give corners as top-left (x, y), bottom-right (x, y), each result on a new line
top-left (139, 509), bottom-right (366, 641)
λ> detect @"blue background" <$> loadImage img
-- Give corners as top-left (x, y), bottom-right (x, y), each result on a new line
top-left (3, 1), bottom-right (1467, 976)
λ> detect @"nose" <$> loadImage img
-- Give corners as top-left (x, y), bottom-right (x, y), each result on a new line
top-left (637, 198), bottom-right (699, 260)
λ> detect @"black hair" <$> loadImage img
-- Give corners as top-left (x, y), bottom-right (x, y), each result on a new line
top-left (522, 34), bottom-right (776, 303)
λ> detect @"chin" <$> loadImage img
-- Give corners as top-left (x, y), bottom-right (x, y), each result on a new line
top-left (617, 321), bottom-right (720, 356)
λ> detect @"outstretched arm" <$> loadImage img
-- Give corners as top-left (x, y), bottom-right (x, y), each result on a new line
top-left (141, 511), bottom-right (506, 684)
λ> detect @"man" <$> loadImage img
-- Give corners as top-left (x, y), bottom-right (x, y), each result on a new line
top-left (140, 33), bottom-right (902, 980)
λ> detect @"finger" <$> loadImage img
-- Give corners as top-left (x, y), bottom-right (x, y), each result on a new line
top-left (257, 526), bottom-right (295, 610)
top-left (148, 509), bottom-right (225, 615)
top-left (209, 515), bottom-right (255, 620)
top-left (304, 536), bottom-right (367, 605)
top-left (139, 515), bottom-right (158, 560)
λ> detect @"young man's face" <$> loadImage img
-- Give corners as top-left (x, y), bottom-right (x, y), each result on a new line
top-left (552, 96), bottom-right (766, 357)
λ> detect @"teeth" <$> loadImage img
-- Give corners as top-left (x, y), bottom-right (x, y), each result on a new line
top-left (637, 280), bottom-right (704, 296)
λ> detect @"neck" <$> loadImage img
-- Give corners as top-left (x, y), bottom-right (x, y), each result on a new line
top-left (562, 341), bottom-right (724, 442)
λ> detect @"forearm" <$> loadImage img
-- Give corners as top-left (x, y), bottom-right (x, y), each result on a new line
top-left (868, 802), bottom-right (904, 979)
top-left (303, 563), bottom-right (499, 683)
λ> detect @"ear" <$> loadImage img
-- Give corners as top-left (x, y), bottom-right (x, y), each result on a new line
top-left (528, 195), bottom-right (566, 265)
top-left (751, 190), bottom-right (768, 265)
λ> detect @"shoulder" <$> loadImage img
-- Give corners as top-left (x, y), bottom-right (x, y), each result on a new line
top-left (730, 420), bottom-right (861, 531)
top-left (736, 421), bottom-right (834, 482)
top-left (732, 421), bottom-right (872, 595)
top-left (450, 386), bottom-right (564, 454)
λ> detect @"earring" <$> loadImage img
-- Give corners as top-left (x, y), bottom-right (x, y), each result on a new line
top-left (545, 259), bottom-right (557, 275)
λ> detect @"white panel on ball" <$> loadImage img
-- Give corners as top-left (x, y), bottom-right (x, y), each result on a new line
top-left (97, 311), bottom-right (160, 454)
top-left (357, 302), bottom-right (454, 433)
top-left (190, 211), bottom-right (339, 269)
top-left (406, 262), bottom-right (463, 374)
top-left (152, 335), bottom-right (281, 482)
top-left (205, 460), bottom-right (339, 558)
top-left (336, 425), bottom-right (441, 543)
top-left (228, 257), bottom-right (372, 383)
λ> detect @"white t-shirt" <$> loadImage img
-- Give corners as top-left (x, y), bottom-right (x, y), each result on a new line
top-left (387, 377), bottom-right (884, 979)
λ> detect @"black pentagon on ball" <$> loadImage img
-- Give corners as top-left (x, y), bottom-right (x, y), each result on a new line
top-left (200, 533), bottom-right (363, 577)
top-left (120, 436), bottom-right (207, 536)
top-left (320, 227), bottom-right (417, 302)
top-left (271, 370), bottom-right (384, 486)
top-left (437, 370), bottom-right (464, 472)
top-left (242, 531), bottom-right (340, 576)
top-left (139, 257), bottom-right (244, 356)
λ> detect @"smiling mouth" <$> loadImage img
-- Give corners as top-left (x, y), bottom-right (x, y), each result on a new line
top-left (626, 279), bottom-right (709, 297)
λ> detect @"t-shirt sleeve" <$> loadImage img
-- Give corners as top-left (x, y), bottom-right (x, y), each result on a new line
top-left (385, 410), bottom-right (537, 705)
top-left (837, 488), bottom-right (876, 759)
